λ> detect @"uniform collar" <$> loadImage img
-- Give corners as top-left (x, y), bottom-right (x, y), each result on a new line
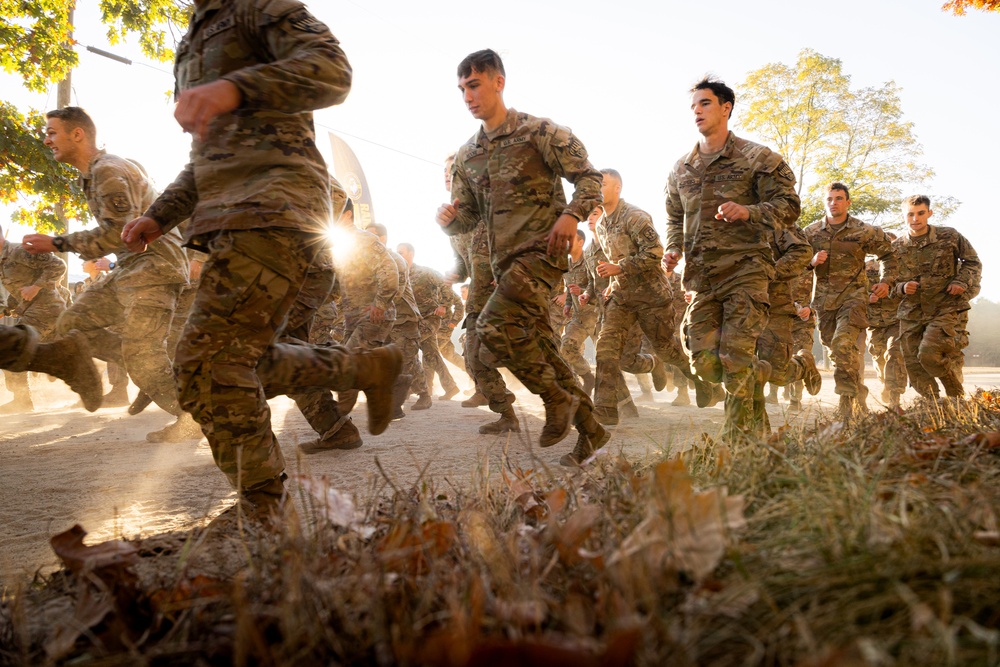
top-left (818, 214), bottom-right (861, 232)
top-left (79, 149), bottom-right (108, 186)
top-left (684, 131), bottom-right (736, 169)
top-left (481, 107), bottom-right (519, 142)
top-left (908, 224), bottom-right (937, 243)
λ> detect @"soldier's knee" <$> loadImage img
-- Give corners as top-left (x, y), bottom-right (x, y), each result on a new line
top-left (692, 350), bottom-right (723, 383)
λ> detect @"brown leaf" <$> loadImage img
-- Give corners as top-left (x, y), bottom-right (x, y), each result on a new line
top-left (462, 510), bottom-right (514, 587)
top-left (50, 524), bottom-right (138, 576)
top-left (973, 531), bottom-right (1000, 546)
top-left (555, 505), bottom-right (602, 567)
top-left (961, 431), bottom-right (1000, 448)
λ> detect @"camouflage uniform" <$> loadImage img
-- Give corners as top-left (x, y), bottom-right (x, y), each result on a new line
top-left (593, 199), bottom-right (687, 421)
top-left (756, 225), bottom-right (813, 386)
top-left (54, 150), bottom-right (189, 417)
top-left (0, 324), bottom-right (37, 370)
top-left (386, 247), bottom-right (429, 398)
top-left (435, 281), bottom-right (467, 372)
top-left (410, 263), bottom-right (459, 395)
top-left (310, 278), bottom-right (344, 345)
top-left (666, 131), bottom-right (800, 440)
top-left (450, 220), bottom-right (512, 413)
top-left (666, 270), bottom-right (690, 395)
top-left (142, 0), bottom-right (356, 491)
top-left (866, 263), bottom-right (906, 400)
top-left (803, 215), bottom-right (896, 399)
top-left (0, 240), bottom-right (67, 407)
top-left (788, 271), bottom-right (817, 405)
top-left (334, 227), bottom-right (398, 351)
top-left (445, 108), bottom-right (603, 442)
top-left (892, 225), bottom-right (981, 398)
top-left (560, 251), bottom-right (599, 379)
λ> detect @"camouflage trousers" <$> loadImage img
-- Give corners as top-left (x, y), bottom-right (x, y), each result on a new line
top-left (757, 314), bottom-right (810, 387)
top-left (816, 299), bottom-right (868, 397)
top-left (868, 322), bottom-right (906, 396)
top-left (788, 316), bottom-right (816, 403)
top-left (166, 283), bottom-right (199, 359)
top-left (684, 283), bottom-right (769, 441)
top-left (463, 312), bottom-right (514, 413)
top-left (420, 317), bottom-right (458, 393)
top-left (435, 322), bottom-right (467, 373)
top-left (621, 320), bottom-right (656, 396)
top-left (391, 320), bottom-right (430, 396)
top-left (3, 298), bottom-right (61, 401)
top-left (174, 229), bottom-right (361, 492)
top-left (560, 304), bottom-right (599, 378)
top-left (310, 299), bottom-right (344, 345)
top-left (57, 277), bottom-right (181, 415)
top-left (0, 324), bottom-right (37, 371)
top-left (899, 312), bottom-right (967, 398)
top-left (477, 253), bottom-right (591, 415)
top-left (279, 264), bottom-right (348, 440)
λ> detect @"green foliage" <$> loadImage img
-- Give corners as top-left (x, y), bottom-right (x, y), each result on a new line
top-left (0, 101), bottom-right (88, 233)
top-left (0, 0), bottom-right (188, 231)
top-left (738, 49), bottom-right (957, 228)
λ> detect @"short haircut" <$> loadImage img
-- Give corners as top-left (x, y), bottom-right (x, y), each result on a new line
top-left (45, 106), bottom-right (97, 144)
top-left (827, 182), bottom-right (851, 200)
top-left (445, 152), bottom-right (457, 163)
top-left (690, 77), bottom-right (735, 118)
top-left (369, 223), bottom-right (387, 237)
top-left (904, 194), bottom-right (931, 209)
top-left (576, 229), bottom-right (586, 242)
top-left (397, 242), bottom-right (415, 255)
top-left (599, 168), bottom-right (622, 186)
top-left (458, 49), bottom-right (505, 79)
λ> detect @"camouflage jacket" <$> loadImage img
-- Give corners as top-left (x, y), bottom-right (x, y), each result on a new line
top-left (0, 241), bottom-right (67, 315)
top-left (440, 282), bottom-right (464, 327)
top-left (665, 132), bottom-right (800, 295)
top-left (563, 252), bottom-right (595, 318)
top-left (449, 221), bottom-right (493, 316)
top-left (892, 225), bottom-right (981, 321)
top-left (581, 240), bottom-right (611, 309)
top-left (387, 248), bottom-right (419, 324)
top-left (67, 150), bottom-right (188, 287)
top-left (667, 270), bottom-right (687, 318)
top-left (445, 108), bottom-right (603, 275)
top-left (333, 227), bottom-right (398, 320)
top-left (791, 271), bottom-right (816, 325)
top-left (768, 225), bottom-right (813, 316)
top-left (866, 264), bottom-right (900, 328)
top-left (145, 0), bottom-right (352, 241)
top-left (595, 199), bottom-right (672, 306)
top-left (804, 215), bottom-right (896, 312)
top-left (410, 263), bottom-right (446, 318)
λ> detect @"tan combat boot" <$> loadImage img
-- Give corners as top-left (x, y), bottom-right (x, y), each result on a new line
top-left (26, 330), bottom-right (103, 412)
top-left (797, 350), bottom-right (822, 396)
top-left (651, 357), bottom-right (669, 392)
top-left (478, 407), bottom-right (520, 434)
top-left (146, 412), bottom-right (204, 443)
top-left (412, 393), bottom-right (433, 410)
top-left (560, 422), bottom-right (610, 467)
top-left (354, 345), bottom-right (404, 436)
top-left (299, 415), bottom-right (363, 453)
top-left (461, 391), bottom-right (489, 407)
top-left (539, 386), bottom-right (579, 448)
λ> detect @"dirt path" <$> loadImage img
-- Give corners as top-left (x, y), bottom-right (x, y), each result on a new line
top-left (2, 367), bottom-right (997, 579)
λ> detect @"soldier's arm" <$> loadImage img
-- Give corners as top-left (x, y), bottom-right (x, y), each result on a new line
top-left (144, 161), bottom-right (198, 234)
top-left (225, 1), bottom-right (351, 115)
top-left (621, 212), bottom-right (664, 276)
top-left (866, 227), bottom-right (897, 287)
top-left (664, 171), bottom-right (684, 256)
top-left (953, 232), bottom-right (982, 293)
top-left (746, 158), bottom-right (800, 230)
top-left (773, 227), bottom-right (812, 281)
top-left (538, 126), bottom-right (602, 223)
top-left (442, 164), bottom-right (480, 237)
top-left (64, 162), bottom-right (142, 259)
top-left (449, 234), bottom-right (471, 282)
top-left (31, 251), bottom-right (67, 291)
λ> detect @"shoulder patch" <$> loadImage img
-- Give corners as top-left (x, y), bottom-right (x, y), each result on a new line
top-left (776, 161), bottom-right (795, 182)
top-left (203, 16), bottom-right (235, 39)
top-left (567, 136), bottom-right (586, 159)
top-left (288, 10), bottom-right (327, 33)
top-left (110, 193), bottom-right (131, 213)
top-left (641, 226), bottom-right (659, 243)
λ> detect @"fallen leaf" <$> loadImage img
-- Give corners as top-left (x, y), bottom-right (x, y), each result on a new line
top-left (50, 525), bottom-right (138, 575)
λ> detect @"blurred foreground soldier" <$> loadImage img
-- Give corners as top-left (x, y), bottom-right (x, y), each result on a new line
top-left (665, 77), bottom-right (801, 441)
top-left (25, 107), bottom-right (195, 440)
top-left (892, 195), bottom-right (981, 400)
top-left (119, 0), bottom-right (400, 517)
top-left (804, 183), bottom-right (896, 421)
top-left (866, 257), bottom-right (906, 409)
top-left (0, 228), bottom-right (67, 412)
top-left (437, 49), bottom-right (609, 464)
top-left (0, 325), bottom-right (102, 412)
top-left (397, 242), bottom-right (461, 401)
top-left (591, 168), bottom-right (683, 425)
top-left (443, 153), bottom-right (517, 431)
top-left (80, 258), bottom-right (131, 408)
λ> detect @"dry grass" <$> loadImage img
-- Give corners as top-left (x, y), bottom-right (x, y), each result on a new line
top-left (3, 391), bottom-right (1000, 666)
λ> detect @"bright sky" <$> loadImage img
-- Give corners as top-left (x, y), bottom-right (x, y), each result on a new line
top-left (3, 0), bottom-right (998, 296)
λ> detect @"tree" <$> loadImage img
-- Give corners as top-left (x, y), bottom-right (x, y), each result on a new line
top-left (943, 0), bottom-right (1000, 15)
top-left (737, 49), bottom-right (957, 229)
top-left (0, 0), bottom-right (189, 232)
